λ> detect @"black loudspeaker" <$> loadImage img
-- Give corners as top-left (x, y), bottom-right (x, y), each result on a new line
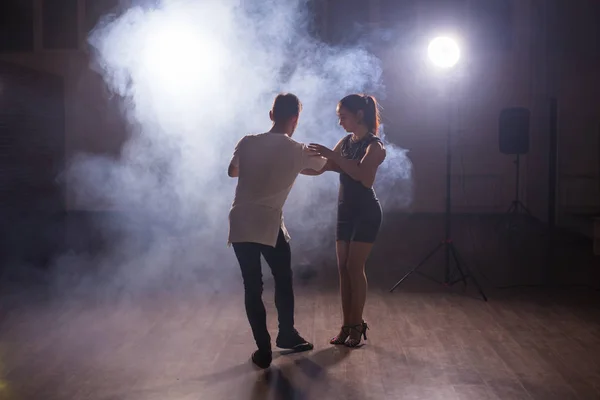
top-left (499, 107), bottom-right (530, 154)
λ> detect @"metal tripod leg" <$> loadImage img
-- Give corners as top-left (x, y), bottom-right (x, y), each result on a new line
top-left (448, 243), bottom-right (467, 287)
top-left (389, 242), bottom-right (443, 293)
top-left (506, 202), bottom-right (517, 214)
top-left (515, 201), bottom-right (533, 217)
top-left (496, 202), bottom-right (516, 231)
top-left (449, 244), bottom-right (488, 301)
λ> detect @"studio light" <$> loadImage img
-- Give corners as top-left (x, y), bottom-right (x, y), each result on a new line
top-left (141, 21), bottom-right (223, 94)
top-left (391, 34), bottom-right (487, 301)
top-left (427, 36), bottom-right (460, 69)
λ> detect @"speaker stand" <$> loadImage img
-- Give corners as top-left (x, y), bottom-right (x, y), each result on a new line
top-left (497, 154), bottom-right (533, 233)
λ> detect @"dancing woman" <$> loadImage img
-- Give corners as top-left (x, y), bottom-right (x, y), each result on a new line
top-left (308, 94), bottom-right (386, 347)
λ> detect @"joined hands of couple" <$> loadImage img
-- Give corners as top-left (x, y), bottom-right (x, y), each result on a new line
top-left (307, 143), bottom-right (336, 160)
top-left (307, 143), bottom-right (346, 175)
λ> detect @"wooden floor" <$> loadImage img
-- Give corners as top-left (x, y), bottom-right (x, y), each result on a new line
top-left (1, 214), bottom-right (600, 400)
top-left (1, 280), bottom-right (599, 400)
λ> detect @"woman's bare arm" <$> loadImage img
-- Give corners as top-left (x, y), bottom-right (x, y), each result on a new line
top-left (332, 141), bottom-right (386, 187)
top-left (301, 137), bottom-right (345, 175)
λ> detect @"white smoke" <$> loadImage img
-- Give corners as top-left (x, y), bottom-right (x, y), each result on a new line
top-left (57, 0), bottom-right (413, 297)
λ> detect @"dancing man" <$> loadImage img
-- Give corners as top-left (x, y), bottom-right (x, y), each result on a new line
top-left (227, 93), bottom-right (326, 368)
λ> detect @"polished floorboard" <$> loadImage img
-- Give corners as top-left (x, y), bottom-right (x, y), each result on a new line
top-left (1, 214), bottom-right (599, 399)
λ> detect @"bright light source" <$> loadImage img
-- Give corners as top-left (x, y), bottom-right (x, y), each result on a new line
top-left (140, 20), bottom-right (223, 94)
top-left (428, 37), bottom-right (460, 69)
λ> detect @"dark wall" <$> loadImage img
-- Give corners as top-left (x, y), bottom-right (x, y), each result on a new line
top-left (0, 60), bottom-right (65, 269)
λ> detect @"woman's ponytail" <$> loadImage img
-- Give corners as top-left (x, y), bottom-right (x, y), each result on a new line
top-left (362, 95), bottom-right (380, 135)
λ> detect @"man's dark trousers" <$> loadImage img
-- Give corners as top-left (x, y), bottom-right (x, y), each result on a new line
top-left (232, 229), bottom-right (294, 351)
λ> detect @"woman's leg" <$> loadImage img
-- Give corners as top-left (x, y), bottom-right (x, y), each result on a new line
top-left (347, 201), bottom-right (382, 327)
top-left (337, 240), bottom-right (352, 324)
top-left (347, 241), bottom-right (373, 324)
top-left (330, 240), bottom-right (351, 344)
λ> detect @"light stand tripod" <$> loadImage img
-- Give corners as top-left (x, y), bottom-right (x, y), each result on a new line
top-left (496, 153), bottom-right (533, 232)
top-left (389, 90), bottom-right (487, 301)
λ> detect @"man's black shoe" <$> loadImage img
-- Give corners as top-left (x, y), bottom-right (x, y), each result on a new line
top-left (275, 330), bottom-right (314, 352)
top-left (251, 349), bottom-right (272, 369)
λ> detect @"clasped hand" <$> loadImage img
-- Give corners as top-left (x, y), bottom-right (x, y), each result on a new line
top-left (308, 143), bottom-right (337, 160)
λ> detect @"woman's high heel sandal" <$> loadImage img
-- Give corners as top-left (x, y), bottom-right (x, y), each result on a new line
top-left (345, 321), bottom-right (368, 348)
top-left (330, 326), bottom-right (351, 345)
